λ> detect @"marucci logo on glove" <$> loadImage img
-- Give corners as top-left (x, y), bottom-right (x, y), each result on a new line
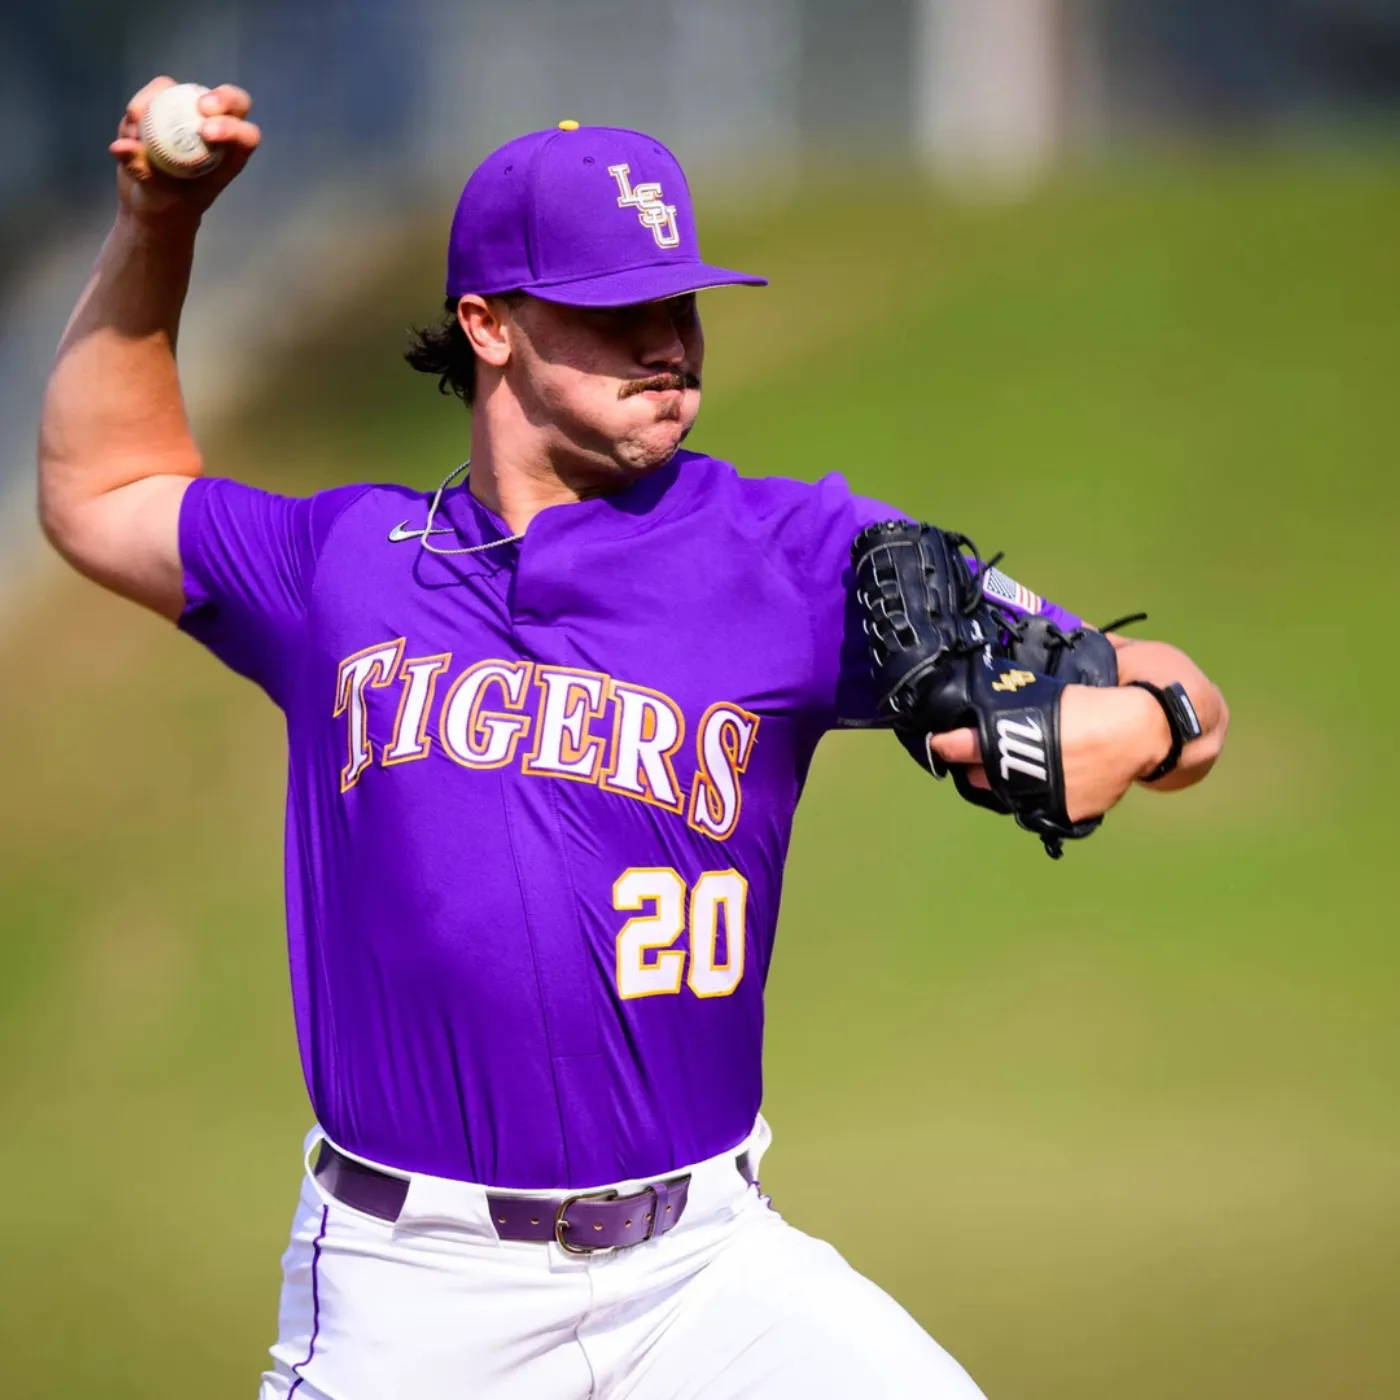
top-left (995, 716), bottom-right (1048, 783)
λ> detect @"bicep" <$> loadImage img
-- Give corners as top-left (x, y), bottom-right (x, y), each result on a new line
top-left (43, 473), bottom-right (192, 621)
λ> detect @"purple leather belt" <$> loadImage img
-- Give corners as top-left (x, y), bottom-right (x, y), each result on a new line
top-left (313, 1141), bottom-right (694, 1253)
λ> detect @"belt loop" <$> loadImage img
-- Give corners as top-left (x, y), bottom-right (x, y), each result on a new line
top-left (646, 1180), bottom-right (670, 1241)
top-left (303, 1127), bottom-right (328, 1181)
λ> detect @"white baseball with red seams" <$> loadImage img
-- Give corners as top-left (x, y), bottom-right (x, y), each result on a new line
top-left (139, 83), bottom-right (224, 179)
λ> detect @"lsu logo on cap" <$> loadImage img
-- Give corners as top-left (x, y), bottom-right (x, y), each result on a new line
top-left (609, 164), bottom-right (680, 249)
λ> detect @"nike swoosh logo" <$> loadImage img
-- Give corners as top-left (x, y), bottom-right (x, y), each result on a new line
top-left (388, 521), bottom-right (453, 543)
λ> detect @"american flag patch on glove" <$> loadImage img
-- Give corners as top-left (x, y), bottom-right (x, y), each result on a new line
top-left (982, 567), bottom-right (1043, 615)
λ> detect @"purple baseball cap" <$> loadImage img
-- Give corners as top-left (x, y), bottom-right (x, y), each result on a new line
top-left (446, 123), bottom-right (768, 308)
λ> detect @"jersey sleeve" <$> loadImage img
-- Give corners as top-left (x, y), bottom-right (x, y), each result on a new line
top-left (177, 477), bottom-right (368, 706)
top-left (799, 477), bottom-right (1085, 731)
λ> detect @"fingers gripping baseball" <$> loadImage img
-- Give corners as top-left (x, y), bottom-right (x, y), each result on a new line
top-left (110, 77), bottom-right (260, 220)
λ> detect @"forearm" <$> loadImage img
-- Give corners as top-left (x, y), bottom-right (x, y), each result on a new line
top-left (34, 79), bottom-right (260, 619)
top-left (39, 211), bottom-right (203, 536)
top-left (1109, 636), bottom-right (1229, 791)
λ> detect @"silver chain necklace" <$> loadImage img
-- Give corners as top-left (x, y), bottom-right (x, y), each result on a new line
top-left (418, 459), bottom-right (525, 557)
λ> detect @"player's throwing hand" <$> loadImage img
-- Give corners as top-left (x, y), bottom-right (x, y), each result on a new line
top-left (109, 77), bottom-right (260, 224)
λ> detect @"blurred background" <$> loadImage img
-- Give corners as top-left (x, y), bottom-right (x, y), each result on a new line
top-left (2, 2), bottom-right (1398, 1397)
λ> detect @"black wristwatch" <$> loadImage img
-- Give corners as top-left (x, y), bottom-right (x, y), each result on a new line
top-left (1128, 680), bottom-right (1204, 783)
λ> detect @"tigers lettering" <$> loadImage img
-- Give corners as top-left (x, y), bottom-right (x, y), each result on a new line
top-left (333, 644), bottom-right (760, 841)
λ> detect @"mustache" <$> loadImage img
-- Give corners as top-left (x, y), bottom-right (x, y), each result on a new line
top-left (618, 371), bottom-right (700, 399)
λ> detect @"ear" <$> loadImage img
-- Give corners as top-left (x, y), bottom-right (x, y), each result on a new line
top-left (458, 295), bottom-right (513, 369)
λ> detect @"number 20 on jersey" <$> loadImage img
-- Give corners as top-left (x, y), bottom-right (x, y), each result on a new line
top-left (614, 868), bottom-right (747, 1000)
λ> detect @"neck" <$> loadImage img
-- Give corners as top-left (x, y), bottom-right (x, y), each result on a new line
top-left (465, 439), bottom-right (587, 537)
top-left (466, 387), bottom-right (638, 536)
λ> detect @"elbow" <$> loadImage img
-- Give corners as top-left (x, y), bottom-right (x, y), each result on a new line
top-left (36, 477), bottom-right (90, 571)
top-left (37, 480), bottom-right (75, 559)
top-left (36, 429), bottom-right (82, 562)
top-left (36, 463), bottom-right (115, 583)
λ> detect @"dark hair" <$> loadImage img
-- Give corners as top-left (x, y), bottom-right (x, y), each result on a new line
top-left (405, 293), bottom-right (525, 405)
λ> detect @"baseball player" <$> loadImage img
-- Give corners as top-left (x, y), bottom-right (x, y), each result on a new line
top-left (39, 79), bottom-right (1227, 1399)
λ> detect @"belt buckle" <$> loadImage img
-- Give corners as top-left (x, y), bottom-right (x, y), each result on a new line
top-left (554, 1188), bottom-right (619, 1255)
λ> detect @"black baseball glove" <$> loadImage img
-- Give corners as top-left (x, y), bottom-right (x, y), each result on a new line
top-left (851, 520), bottom-right (1124, 859)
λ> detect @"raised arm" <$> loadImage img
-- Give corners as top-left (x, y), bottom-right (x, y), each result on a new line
top-left (37, 77), bottom-right (260, 620)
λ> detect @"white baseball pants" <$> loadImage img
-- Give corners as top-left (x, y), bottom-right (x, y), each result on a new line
top-left (258, 1121), bottom-right (986, 1400)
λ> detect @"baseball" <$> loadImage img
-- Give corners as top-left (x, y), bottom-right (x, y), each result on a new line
top-left (139, 83), bottom-right (223, 179)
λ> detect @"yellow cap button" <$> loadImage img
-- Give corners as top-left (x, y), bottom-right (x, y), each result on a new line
top-left (558, 119), bottom-right (580, 131)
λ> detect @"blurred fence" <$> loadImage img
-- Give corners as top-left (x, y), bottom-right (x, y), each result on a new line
top-left (2, 0), bottom-right (1398, 605)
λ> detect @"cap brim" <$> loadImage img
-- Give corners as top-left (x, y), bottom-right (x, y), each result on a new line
top-left (522, 260), bottom-right (767, 309)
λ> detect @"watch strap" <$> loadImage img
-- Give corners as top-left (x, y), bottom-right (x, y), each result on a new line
top-left (1129, 680), bottom-right (1204, 783)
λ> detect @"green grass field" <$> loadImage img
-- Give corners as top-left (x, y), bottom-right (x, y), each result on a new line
top-left (2, 155), bottom-right (1398, 1398)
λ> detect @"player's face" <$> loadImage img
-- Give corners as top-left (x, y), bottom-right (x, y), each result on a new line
top-left (503, 294), bottom-right (705, 480)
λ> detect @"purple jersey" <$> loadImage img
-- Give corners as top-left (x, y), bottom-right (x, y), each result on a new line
top-left (179, 451), bottom-right (1079, 1188)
